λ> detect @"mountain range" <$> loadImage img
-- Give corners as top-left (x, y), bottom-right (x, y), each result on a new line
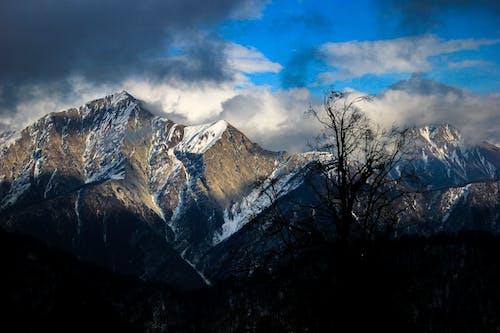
top-left (1, 91), bottom-right (499, 287)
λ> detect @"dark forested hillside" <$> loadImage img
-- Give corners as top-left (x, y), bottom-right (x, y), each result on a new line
top-left (1, 227), bottom-right (499, 332)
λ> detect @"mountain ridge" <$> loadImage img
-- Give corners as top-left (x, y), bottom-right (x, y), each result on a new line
top-left (1, 91), bottom-right (499, 286)
top-left (0, 91), bottom-right (284, 286)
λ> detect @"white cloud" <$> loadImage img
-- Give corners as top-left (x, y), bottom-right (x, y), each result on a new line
top-left (3, 73), bottom-right (498, 154)
top-left (123, 78), bottom-right (240, 123)
top-left (0, 70), bottom-right (315, 153)
top-left (229, 0), bottom-right (270, 19)
top-left (0, 39), bottom-right (309, 152)
top-left (123, 78), bottom-right (316, 152)
top-left (319, 35), bottom-right (499, 81)
top-left (0, 78), bottom-right (116, 130)
top-left (219, 87), bottom-right (318, 152)
top-left (5, 34), bottom-right (497, 154)
top-left (132, 74), bottom-right (499, 150)
top-left (0, 41), bottom-right (285, 132)
top-left (226, 43), bottom-right (283, 74)
top-left (354, 78), bottom-right (500, 145)
top-left (448, 60), bottom-right (492, 69)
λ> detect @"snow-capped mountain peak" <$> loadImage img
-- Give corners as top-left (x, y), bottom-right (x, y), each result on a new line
top-left (110, 90), bottom-right (135, 104)
top-left (1, 92), bottom-right (499, 288)
top-left (410, 124), bottom-right (498, 186)
top-left (415, 124), bottom-right (461, 149)
top-left (177, 120), bottom-right (228, 154)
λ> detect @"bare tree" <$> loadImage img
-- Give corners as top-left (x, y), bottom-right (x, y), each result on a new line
top-left (307, 90), bottom-right (415, 245)
top-left (263, 177), bottom-right (325, 250)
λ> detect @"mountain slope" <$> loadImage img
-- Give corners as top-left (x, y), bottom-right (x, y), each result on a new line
top-left (0, 91), bottom-right (285, 286)
top-left (408, 124), bottom-right (499, 186)
top-left (1, 92), bottom-right (499, 285)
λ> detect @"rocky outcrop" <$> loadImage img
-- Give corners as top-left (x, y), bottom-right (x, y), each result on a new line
top-left (1, 92), bottom-right (499, 285)
top-left (0, 91), bottom-right (284, 286)
top-left (408, 125), bottom-right (499, 186)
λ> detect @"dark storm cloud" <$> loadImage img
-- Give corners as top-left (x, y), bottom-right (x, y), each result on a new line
top-left (0, 0), bottom-right (261, 113)
top-left (280, 47), bottom-right (319, 89)
top-left (375, 0), bottom-right (500, 34)
top-left (145, 35), bottom-right (229, 83)
top-left (273, 8), bottom-right (332, 89)
top-left (388, 73), bottom-right (464, 96)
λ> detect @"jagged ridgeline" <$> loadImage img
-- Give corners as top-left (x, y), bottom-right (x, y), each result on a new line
top-left (1, 91), bottom-right (499, 287)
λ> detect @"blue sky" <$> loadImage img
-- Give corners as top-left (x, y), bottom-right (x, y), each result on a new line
top-left (1, 0), bottom-right (499, 150)
top-left (218, 0), bottom-right (499, 94)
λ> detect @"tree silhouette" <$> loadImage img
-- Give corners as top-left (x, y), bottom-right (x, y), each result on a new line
top-left (306, 90), bottom-right (415, 245)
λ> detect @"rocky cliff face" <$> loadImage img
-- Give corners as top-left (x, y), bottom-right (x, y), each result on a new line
top-left (0, 91), bottom-right (283, 286)
top-left (408, 124), bottom-right (499, 187)
top-left (1, 92), bottom-right (499, 285)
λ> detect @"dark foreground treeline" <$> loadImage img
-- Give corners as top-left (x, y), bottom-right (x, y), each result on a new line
top-left (1, 227), bottom-right (499, 332)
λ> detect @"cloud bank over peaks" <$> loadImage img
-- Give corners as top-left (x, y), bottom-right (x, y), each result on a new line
top-left (359, 74), bottom-right (500, 145)
top-left (0, 0), bottom-right (269, 114)
top-left (0, 37), bottom-right (284, 136)
top-left (123, 80), bottom-right (316, 153)
top-left (318, 35), bottom-right (499, 82)
top-left (0, 36), bottom-right (315, 153)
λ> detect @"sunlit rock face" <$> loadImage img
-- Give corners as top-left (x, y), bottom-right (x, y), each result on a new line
top-left (1, 91), bottom-right (499, 284)
top-left (408, 124), bottom-right (499, 187)
top-left (0, 91), bottom-right (284, 286)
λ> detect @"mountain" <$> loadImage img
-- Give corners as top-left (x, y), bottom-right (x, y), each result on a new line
top-left (399, 124), bottom-right (500, 235)
top-left (196, 125), bottom-right (500, 280)
top-left (0, 91), bottom-right (284, 287)
top-left (408, 124), bottom-right (499, 187)
top-left (1, 92), bottom-right (499, 285)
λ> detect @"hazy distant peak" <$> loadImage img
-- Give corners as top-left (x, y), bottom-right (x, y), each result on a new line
top-left (411, 123), bottom-right (460, 141)
top-left (83, 90), bottom-right (137, 109)
top-left (389, 74), bottom-right (464, 97)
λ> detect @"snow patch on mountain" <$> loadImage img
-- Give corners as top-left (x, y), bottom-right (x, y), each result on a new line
top-left (153, 151), bottom-right (185, 231)
top-left (440, 184), bottom-right (471, 223)
top-left (148, 118), bottom-right (173, 186)
top-left (74, 189), bottom-right (83, 241)
top-left (110, 91), bottom-right (133, 106)
top-left (148, 119), bottom-right (229, 233)
top-left (464, 148), bottom-right (497, 178)
top-left (412, 124), bottom-right (497, 185)
top-left (177, 120), bottom-right (227, 154)
top-left (151, 194), bottom-right (166, 222)
top-left (43, 168), bottom-right (58, 199)
top-left (213, 152), bottom-right (330, 245)
top-left (0, 115), bottom-right (57, 209)
top-left (147, 117), bottom-right (181, 224)
top-left (0, 172), bottom-right (31, 210)
top-left (31, 115), bottom-right (55, 180)
top-left (417, 125), bottom-right (461, 160)
top-left (180, 248), bottom-right (211, 286)
top-left (82, 94), bottom-right (137, 183)
top-left (0, 130), bottom-right (21, 155)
